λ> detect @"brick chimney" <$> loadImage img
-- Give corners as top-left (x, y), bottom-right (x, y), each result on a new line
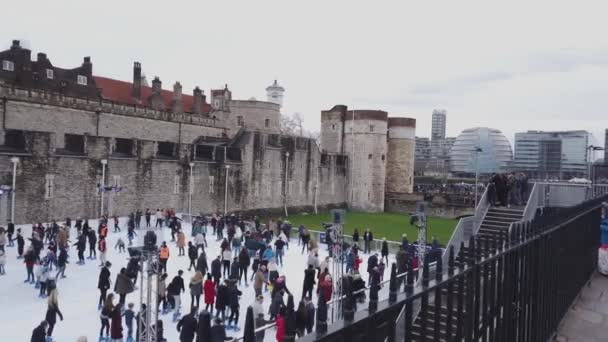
top-left (192, 87), bottom-right (204, 114)
top-left (149, 76), bottom-right (164, 110)
top-left (172, 82), bottom-right (183, 113)
top-left (81, 56), bottom-right (92, 75)
top-left (131, 62), bottom-right (141, 100)
top-left (11, 40), bottom-right (20, 50)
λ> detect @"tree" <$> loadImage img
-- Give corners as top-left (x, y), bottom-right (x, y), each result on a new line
top-left (280, 113), bottom-right (304, 136)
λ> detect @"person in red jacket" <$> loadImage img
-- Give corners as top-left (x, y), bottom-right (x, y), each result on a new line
top-left (275, 307), bottom-right (286, 342)
top-left (98, 235), bottom-right (107, 267)
top-left (318, 274), bottom-right (333, 302)
top-left (203, 273), bottom-right (216, 315)
top-left (354, 256), bottom-right (363, 272)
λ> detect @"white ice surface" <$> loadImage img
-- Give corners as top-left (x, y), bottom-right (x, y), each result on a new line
top-left (0, 218), bottom-right (394, 341)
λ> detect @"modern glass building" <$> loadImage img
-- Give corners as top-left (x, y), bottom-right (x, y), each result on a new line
top-left (513, 130), bottom-right (589, 179)
top-left (449, 127), bottom-right (513, 175)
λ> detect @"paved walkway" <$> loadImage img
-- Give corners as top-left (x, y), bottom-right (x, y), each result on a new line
top-left (555, 272), bottom-right (608, 342)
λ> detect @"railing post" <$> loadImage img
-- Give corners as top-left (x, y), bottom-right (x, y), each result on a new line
top-left (343, 276), bottom-right (355, 321)
top-left (369, 274), bottom-right (379, 313)
top-left (448, 245), bottom-right (455, 276)
top-left (389, 262), bottom-right (398, 303)
top-left (243, 306), bottom-right (255, 342)
top-left (435, 252), bottom-right (443, 282)
top-left (316, 292), bottom-right (328, 335)
top-left (422, 254), bottom-right (430, 287)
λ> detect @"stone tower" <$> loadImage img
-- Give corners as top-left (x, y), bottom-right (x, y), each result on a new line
top-left (386, 117), bottom-right (416, 194)
top-left (320, 105), bottom-right (347, 154)
top-left (342, 110), bottom-right (389, 212)
top-left (266, 80), bottom-right (285, 108)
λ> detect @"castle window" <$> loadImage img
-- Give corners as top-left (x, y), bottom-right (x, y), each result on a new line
top-left (46, 69), bottom-right (54, 79)
top-left (44, 174), bottom-right (55, 199)
top-left (64, 134), bottom-right (85, 154)
top-left (4, 130), bottom-right (26, 149)
top-left (157, 141), bottom-right (176, 158)
top-left (381, 154), bottom-right (385, 161)
top-left (2, 60), bottom-right (14, 71)
top-left (368, 154), bottom-right (372, 159)
top-left (77, 75), bottom-right (88, 85)
top-left (265, 119), bottom-right (270, 128)
top-left (237, 116), bottom-right (244, 127)
top-left (332, 124), bottom-right (336, 131)
top-left (369, 125), bottom-right (375, 132)
top-left (114, 138), bottom-right (134, 156)
top-left (113, 175), bottom-right (121, 188)
top-left (209, 176), bottom-right (215, 194)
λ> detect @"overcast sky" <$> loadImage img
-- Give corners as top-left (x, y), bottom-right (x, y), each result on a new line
top-left (3, 0), bottom-right (608, 155)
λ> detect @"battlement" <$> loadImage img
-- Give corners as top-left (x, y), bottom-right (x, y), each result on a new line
top-left (0, 83), bottom-right (227, 129)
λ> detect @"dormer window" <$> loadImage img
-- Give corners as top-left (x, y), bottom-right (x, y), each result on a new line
top-left (2, 60), bottom-right (14, 71)
top-left (77, 75), bottom-right (87, 85)
top-left (46, 69), bottom-right (54, 79)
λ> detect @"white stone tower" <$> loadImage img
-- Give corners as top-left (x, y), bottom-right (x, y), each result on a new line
top-left (266, 80), bottom-right (285, 108)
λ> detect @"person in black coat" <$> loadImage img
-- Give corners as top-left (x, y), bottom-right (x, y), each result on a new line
top-left (367, 253), bottom-right (378, 284)
top-left (211, 256), bottom-right (222, 286)
top-left (210, 318), bottom-right (231, 342)
top-left (188, 242), bottom-right (198, 271)
top-left (295, 300), bottom-right (307, 337)
top-left (227, 280), bottom-right (242, 328)
top-left (56, 247), bottom-right (68, 279)
top-left (215, 280), bottom-right (229, 321)
top-left (30, 321), bottom-right (48, 342)
top-left (302, 265), bottom-right (316, 299)
top-left (98, 262), bottom-right (112, 309)
top-left (45, 292), bottom-right (64, 338)
top-left (380, 238), bottom-right (389, 265)
top-left (177, 307), bottom-right (199, 342)
top-left (238, 248), bottom-right (250, 286)
top-left (88, 230), bottom-right (97, 259)
top-left (168, 271), bottom-right (186, 312)
top-left (196, 252), bottom-right (208, 275)
top-left (363, 229), bottom-right (373, 254)
top-left (73, 234), bottom-right (86, 264)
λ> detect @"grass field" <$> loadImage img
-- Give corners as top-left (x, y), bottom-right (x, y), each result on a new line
top-left (286, 212), bottom-right (457, 244)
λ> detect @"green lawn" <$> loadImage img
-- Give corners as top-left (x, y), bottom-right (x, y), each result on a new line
top-left (286, 212), bottom-right (457, 244)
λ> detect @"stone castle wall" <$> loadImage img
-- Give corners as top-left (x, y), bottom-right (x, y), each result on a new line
top-left (0, 88), bottom-right (347, 223)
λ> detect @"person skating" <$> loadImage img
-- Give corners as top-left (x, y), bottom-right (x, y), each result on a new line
top-left (210, 317), bottom-right (231, 342)
top-left (110, 303), bottom-right (124, 341)
top-left (318, 274), bottom-right (333, 303)
top-left (229, 257), bottom-right (239, 281)
top-left (157, 273), bottom-right (168, 314)
top-left (196, 251), bottom-right (208, 275)
top-left (300, 227), bottom-right (310, 254)
top-left (274, 237), bottom-right (286, 266)
top-left (24, 246), bottom-right (36, 283)
top-left (221, 247), bottom-right (231, 279)
top-left (115, 267), bottom-right (135, 306)
top-left (177, 230), bottom-right (186, 256)
top-left (98, 261), bottom-right (112, 309)
top-left (73, 234), bottom-right (86, 265)
top-left (295, 300), bottom-right (307, 338)
top-left (88, 230), bottom-right (97, 260)
top-left (195, 232), bottom-right (206, 252)
top-left (159, 242), bottom-right (170, 274)
top-left (269, 290), bottom-right (284, 320)
top-left (123, 302), bottom-right (135, 341)
top-left (304, 296), bottom-right (315, 334)
top-left (254, 312), bottom-right (273, 342)
top-left (115, 237), bottom-right (126, 253)
top-left (145, 208), bottom-right (151, 228)
top-left (0, 250), bottom-right (6, 275)
top-left (127, 224), bottom-right (137, 247)
top-left (98, 235), bottom-right (108, 267)
top-left (45, 289), bottom-right (64, 340)
top-left (211, 256), bottom-right (222, 286)
top-left (7, 220), bottom-right (15, 247)
top-left (55, 247), bottom-right (68, 279)
top-left (253, 265), bottom-right (267, 297)
top-left (215, 280), bottom-right (229, 321)
top-left (226, 280), bottom-right (242, 330)
top-left (189, 271), bottom-right (204, 311)
top-left (367, 253), bottom-right (378, 284)
top-left (31, 320), bottom-right (48, 342)
top-left (187, 242), bottom-right (197, 271)
top-left (16, 228), bottom-right (25, 258)
top-left (204, 273), bottom-right (216, 315)
top-left (363, 229), bottom-right (373, 254)
top-left (381, 238), bottom-right (389, 265)
top-left (238, 247), bottom-right (250, 286)
top-left (177, 306), bottom-right (199, 342)
top-left (100, 293), bottom-right (114, 341)
top-left (302, 265), bottom-right (316, 299)
top-left (168, 270), bottom-right (186, 321)
top-left (37, 265), bottom-right (50, 298)
top-left (113, 215), bottom-right (120, 233)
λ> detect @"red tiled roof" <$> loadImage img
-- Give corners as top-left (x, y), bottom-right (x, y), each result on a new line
top-left (93, 76), bottom-right (212, 114)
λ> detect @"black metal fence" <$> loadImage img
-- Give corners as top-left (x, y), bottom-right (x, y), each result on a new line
top-left (240, 196), bottom-right (605, 342)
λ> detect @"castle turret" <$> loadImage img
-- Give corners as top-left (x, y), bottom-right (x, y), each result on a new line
top-left (320, 105), bottom-right (347, 154)
top-left (386, 117), bottom-right (416, 194)
top-left (266, 79), bottom-right (285, 108)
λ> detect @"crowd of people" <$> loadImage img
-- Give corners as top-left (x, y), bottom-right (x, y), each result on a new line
top-left (486, 173), bottom-right (529, 207)
top-left (0, 207), bottom-right (428, 342)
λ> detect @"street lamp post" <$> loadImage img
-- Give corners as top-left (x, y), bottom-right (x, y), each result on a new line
top-left (284, 152), bottom-right (290, 217)
top-left (100, 159), bottom-right (107, 218)
top-left (224, 165), bottom-right (230, 215)
top-left (473, 147), bottom-right (483, 209)
top-left (10, 157), bottom-right (19, 223)
top-left (189, 162), bottom-right (194, 218)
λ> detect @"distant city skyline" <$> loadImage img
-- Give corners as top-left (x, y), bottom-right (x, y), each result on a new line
top-left (2, 1), bottom-right (607, 149)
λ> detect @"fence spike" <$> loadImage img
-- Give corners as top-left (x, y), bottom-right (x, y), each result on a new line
top-left (468, 236), bottom-right (476, 266)
top-left (459, 241), bottom-right (466, 270)
top-left (436, 251), bottom-right (443, 282)
top-left (422, 254), bottom-right (430, 287)
top-left (448, 245), bottom-right (455, 276)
